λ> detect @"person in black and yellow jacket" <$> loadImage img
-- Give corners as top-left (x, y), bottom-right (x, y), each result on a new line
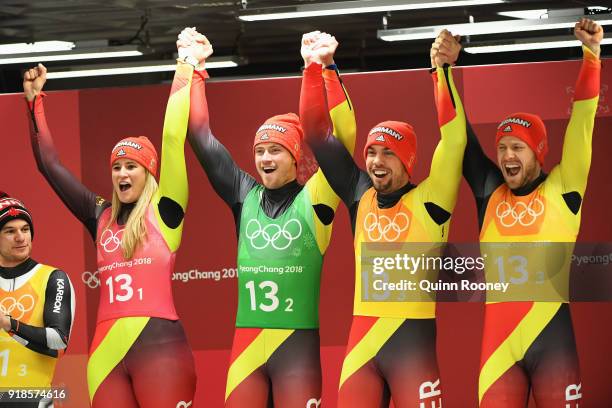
top-left (438, 18), bottom-right (603, 407)
top-left (0, 192), bottom-right (74, 408)
top-left (300, 30), bottom-right (467, 407)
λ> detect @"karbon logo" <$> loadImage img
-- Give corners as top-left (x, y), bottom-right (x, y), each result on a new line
top-left (53, 278), bottom-right (65, 314)
top-left (363, 212), bottom-right (410, 242)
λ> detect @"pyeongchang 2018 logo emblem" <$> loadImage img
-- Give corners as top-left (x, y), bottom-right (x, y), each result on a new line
top-left (363, 212), bottom-right (410, 242)
top-left (495, 198), bottom-right (544, 228)
top-left (245, 219), bottom-right (302, 250)
top-left (99, 228), bottom-right (125, 253)
top-left (0, 294), bottom-right (35, 320)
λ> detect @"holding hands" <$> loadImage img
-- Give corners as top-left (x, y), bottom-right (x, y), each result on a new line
top-left (301, 31), bottom-right (339, 67)
top-left (430, 29), bottom-right (461, 68)
top-left (177, 27), bottom-right (213, 68)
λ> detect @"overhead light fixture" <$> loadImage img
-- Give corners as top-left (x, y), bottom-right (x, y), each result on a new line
top-left (497, 9), bottom-right (547, 20)
top-left (46, 57), bottom-right (241, 79)
top-left (378, 13), bottom-right (612, 41)
top-left (0, 41), bottom-right (75, 54)
top-left (465, 36), bottom-right (612, 53)
top-left (239, 0), bottom-right (505, 21)
top-left (0, 45), bottom-right (145, 65)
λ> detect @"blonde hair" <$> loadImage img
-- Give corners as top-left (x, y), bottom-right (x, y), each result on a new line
top-left (107, 171), bottom-right (158, 259)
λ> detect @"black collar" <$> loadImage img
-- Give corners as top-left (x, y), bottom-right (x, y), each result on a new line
top-left (118, 202), bottom-right (136, 225)
top-left (259, 179), bottom-right (304, 219)
top-left (511, 171), bottom-right (547, 196)
top-left (263, 179), bottom-right (302, 204)
top-left (376, 182), bottom-right (416, 209)
top-left (0, 258), bottom-right (38, 279)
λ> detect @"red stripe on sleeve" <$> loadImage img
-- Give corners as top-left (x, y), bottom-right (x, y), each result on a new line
top-left (573, 50), bottom-right (601, 102)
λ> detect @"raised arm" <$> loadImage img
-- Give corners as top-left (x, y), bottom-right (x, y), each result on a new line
top-left (318, 33), bottom-right (356, 156)
top-left (420, 30), bottom-right (467, 214)
top-left (24, 65), bottom-right (106, 240)
top-left (300, 34), bottom-right (366, 209)
top-left (183, 31), bottom-right (256, 210)
top-left (557, 19), bottom-right (602, 203)
top-left (301, 32), bottom-right (358, 217)
top-left (432, 32), bottom-right (503, 209)
top-left (153, 54), bottom-right (195, 251)
top-left (1, 269), bottom-right (74, 358)
top-left (323, 67), bottom-right (356, 155)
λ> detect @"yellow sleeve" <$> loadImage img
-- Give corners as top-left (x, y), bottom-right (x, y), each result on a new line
top-left (420, 65), bottom-right (467, 213)
top-left (154, 61), bottom-right (193, 252)
top-left (557, 46), bottom-right (600, 196)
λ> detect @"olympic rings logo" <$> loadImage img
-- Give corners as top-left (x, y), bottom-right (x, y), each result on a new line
top-left (82, 271), bottom-right (100, 289)
top-left (245, 219), bottom-right (303, 250)
top-left (0, 294), bottom-right (35, 320)
top-left (495, 198), bottom-right (545, 227)
top-left (100, 228), bottom-right (124, 253)
top-left (363, 212), bottom-right (410, 242)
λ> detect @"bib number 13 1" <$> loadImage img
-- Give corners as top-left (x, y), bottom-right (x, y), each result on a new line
top-left (246, 280), bottom-right (293, 312)
top-left (106, 273), bottom-right (143, 303)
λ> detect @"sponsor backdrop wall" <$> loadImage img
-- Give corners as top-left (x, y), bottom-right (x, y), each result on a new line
top-left (1, 58), bottom-right (611, 407)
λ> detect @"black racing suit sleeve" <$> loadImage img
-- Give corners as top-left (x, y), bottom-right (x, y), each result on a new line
top-left (9, 270), bottom-right (73, 358)
top-left (299, 63), bottom-right (371, 228)
top-left (462, 120), bottom-right (504, 228)
top-left (187, 70), bottom-right (257, 220)
top-left (27, 95), bottom-right (109, 240)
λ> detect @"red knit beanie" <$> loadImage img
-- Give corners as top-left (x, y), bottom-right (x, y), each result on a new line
top-left (110, 136), bottom-right (158, 177)
top-left (363, 121), bottom-right (418, 175)
top-left (496, 113), bottom-right (547, 166)
top-left (253, 113), bottom-right (304, 162)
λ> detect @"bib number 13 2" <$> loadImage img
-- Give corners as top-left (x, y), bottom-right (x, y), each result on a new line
top-left (245, 280), bottom-right (293, 312)
top-left (106, 273), bottom-right (143, 303)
